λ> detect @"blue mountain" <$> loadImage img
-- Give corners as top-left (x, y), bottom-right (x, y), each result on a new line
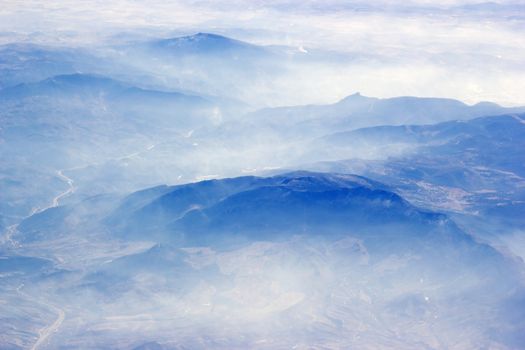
top-left (306, 114), bottom-right (525, 245)
top-left (0, 73), bottom-right (206, 103)
top-left (247, 93), bottom-right (525, 137)
top-left (17, 171), bottom-right (444, 245)
top-left (316, 114), bottom-right (525, 190)
top-left (0, 43), bottom-right (94, 89)
top-left (320, 113), bottom-right (525, 171)
top-left (103, 171), bottom-right (469, 249)
top-left (152, 33), bottom-right (267, 56)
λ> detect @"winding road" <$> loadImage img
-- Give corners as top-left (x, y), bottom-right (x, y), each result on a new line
top-left (15, 170), bottom-right (72, 349)
top-left (30, 305), bottom-right (65, 350)
top-left (1, 170), bottom-right (75, 249)
top-left (10, 143), bottom-right (159, 348)
top-left (16, 284), bottom-right (66, 350)
top-left (4, 143), bottom-right (159, 349)
top-left (52, 170), bottom-right (75, 207)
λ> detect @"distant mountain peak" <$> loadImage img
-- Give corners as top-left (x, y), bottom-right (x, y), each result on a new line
top-left (337, 92), bottom-right (376, 105)
top-left (154, 32), bottom-right (255, 52)
top-left (346, 92), bottom-right (362, 98)
top-left (168, 32), bottom-right (236, 44)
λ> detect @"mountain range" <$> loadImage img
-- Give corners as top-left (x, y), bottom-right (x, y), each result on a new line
top-left (2, 32), bottom-right (525, 350)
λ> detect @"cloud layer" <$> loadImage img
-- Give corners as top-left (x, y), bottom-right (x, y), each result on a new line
top-left (1, 0), bottom-right (524, 105)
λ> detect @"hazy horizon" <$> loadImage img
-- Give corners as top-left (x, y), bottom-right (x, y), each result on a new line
top-left (1, 0), bottom-right (525, 106)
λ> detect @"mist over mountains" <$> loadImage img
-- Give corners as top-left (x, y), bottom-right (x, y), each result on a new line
top-left (1, 17), bottom-right (525, 350)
